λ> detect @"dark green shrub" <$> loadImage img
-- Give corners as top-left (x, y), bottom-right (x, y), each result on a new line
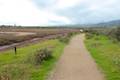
top-left (59, 37), bottom-right (69, 43)
top-left (114, 27), bottom-right (120, 41)
top-left (67, 32), bottom-right (74, 37)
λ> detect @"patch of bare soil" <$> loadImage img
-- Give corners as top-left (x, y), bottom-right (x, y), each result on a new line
top-left (0, 32), bottom-right (36, 36)
top-left (0, 34), bottom-right (64, 52)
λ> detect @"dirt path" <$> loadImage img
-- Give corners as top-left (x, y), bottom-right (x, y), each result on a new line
top-left (48, 34), bottom-right (104, 80)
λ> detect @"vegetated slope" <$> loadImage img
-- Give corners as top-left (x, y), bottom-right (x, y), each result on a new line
top-left (48, 34), bottom-right (104, 80)
top-left (85, 19), bottom-right (120, 28)
top-left (85, 34), bottom-right (120, 80)
top-left (96, 20), bottom-right (120, 27)
top-left (0, 39), bottom-right (65, 80)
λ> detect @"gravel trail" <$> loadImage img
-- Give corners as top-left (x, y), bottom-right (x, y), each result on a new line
top-left (48, 34), bottom-right (104, 80)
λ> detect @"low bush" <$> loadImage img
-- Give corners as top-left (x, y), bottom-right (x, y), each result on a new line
top-left (34, 48), bottom-right (53, 65)
top-left (58, 37), bottom-right (69, 43)
top-left (114, 27), bottom-right (120, 41)
top-left (85, 33), bottom-right (94, 39)
top-left (85, 27), bottom-right (120, 42)
top-left (58, 32), bottom-right (78, 43)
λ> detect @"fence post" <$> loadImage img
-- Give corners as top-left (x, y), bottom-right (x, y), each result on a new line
top-left (14, 46), bottom-right (17, 55)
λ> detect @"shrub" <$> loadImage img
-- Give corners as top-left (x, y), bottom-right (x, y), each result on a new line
top-left (114, 27), bottom-right (120, 41)
top-left (58, 37), bottom-right (69, 43)
top-left (85, 27), bottom-right (120, 42)
top-left (113, 55), bottom-right (120, 67)
top-left (85, 33), bottom-right (94, 39)
top-left (34, 48), bottom-right (53, 65)
top-left (58, 32), bottom-right (77, 43)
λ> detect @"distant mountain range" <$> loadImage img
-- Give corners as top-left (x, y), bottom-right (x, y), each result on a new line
top-left (87, 20), bottom-right (120, 27)
top-left (0, 20), bottom-right (120, 28)
top-left (60, 20), bottom-right (120, 28)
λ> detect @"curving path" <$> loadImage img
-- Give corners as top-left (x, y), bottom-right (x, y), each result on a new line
top-left (48, 34), bottom-right (104, 80)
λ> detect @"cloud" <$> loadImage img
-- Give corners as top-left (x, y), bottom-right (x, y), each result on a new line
top-left (52, 0), bottom-right (120, 24)
top-left (54, 0), bottom-right (82, 9)
top-left (0, 0), bottom-right (120, 25)
top-left (0, 0), bottom-right (71, 26)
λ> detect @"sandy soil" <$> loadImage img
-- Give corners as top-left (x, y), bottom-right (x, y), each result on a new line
top-left (48, 34), bottom-right (105, 80)
top-left (0, 32), bottom-right (36, 36)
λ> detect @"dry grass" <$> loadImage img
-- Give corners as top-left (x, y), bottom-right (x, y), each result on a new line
top-left (0, 28), bottom-right (79, 46)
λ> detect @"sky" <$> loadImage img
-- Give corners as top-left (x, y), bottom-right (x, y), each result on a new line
top-left (0, 0), bottom-right (120, 26)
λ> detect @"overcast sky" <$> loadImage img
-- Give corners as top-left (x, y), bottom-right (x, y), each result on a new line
top-left (0, 0), bottom-right (120, 26)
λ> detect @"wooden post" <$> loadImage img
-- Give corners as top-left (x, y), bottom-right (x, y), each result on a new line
top-left (14, 46), bottom-right (17, 55)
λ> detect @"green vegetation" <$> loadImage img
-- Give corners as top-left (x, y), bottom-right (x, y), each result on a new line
top-left (0, 39), bottom-right (65, 80)
top-left (85, 34), bottom-right (120, 80)
top-left (33, 48), bottom-right (53, 65)
top-left (85, 27), bottom-right (120, 41)
top-left (58, 32), bottom-right (79, 43)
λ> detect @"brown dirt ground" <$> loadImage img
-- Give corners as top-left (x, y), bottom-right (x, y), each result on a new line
top-left (0, 32), bottom-right (36, 36)
top-left (48, 34), bottom-right (105, 80)
top-left (0, 34), bottom-right (64, 52)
